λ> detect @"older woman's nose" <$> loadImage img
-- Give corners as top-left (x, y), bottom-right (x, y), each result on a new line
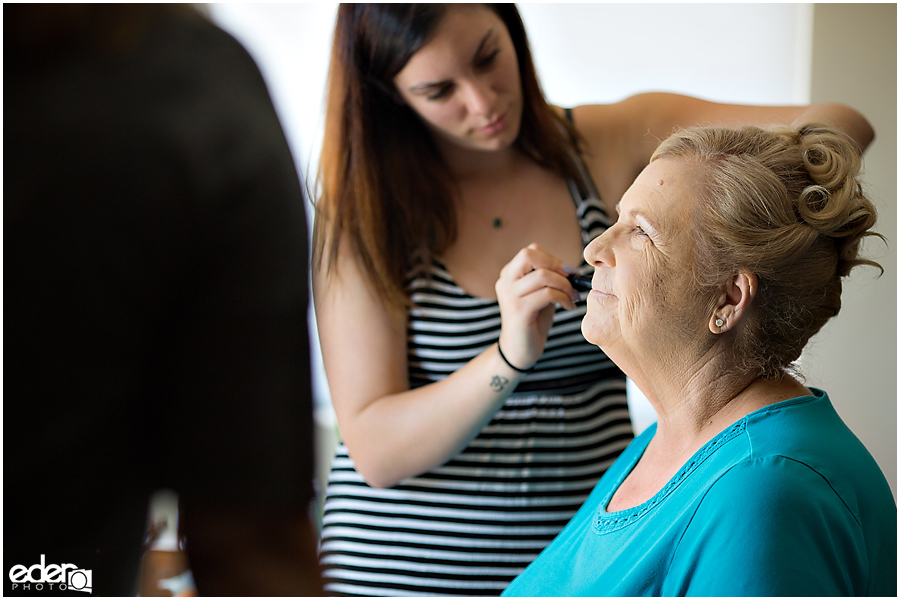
top-left (584, 228), bottom-right (615, 267)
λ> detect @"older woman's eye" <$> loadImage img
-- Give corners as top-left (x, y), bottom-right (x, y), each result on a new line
top-left (634, 226), bottom-right (649, 238)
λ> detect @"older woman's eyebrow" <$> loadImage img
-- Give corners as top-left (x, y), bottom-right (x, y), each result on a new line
top-left (407, 29), bottom-right (494, 93)
top-left (615, 201), bottom-right (645, 220)
top-left (617, 201), bottom-right (664, 233)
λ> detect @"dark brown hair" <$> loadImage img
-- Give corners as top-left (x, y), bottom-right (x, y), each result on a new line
top-left (313, 3), bottom-right (584, 312)
top-left (652, 124), bottom-right (882, 380)
top-left (4, 4), bottom-right (198, 66)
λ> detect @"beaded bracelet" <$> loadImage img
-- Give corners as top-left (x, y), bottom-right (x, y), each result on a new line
top-left (497, 342), bottom-right (534, 373)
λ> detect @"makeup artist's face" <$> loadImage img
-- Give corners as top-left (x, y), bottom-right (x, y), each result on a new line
top-left (581, 158), bottom-right (705, 363)
top-left (393, 5), bottom-right (523, 153)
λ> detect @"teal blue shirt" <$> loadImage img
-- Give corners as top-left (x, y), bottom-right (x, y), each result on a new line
top-left (503, 389), bottom-right (896, 596)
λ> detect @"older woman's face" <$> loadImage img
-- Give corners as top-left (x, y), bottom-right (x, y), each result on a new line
top-left (392, 5), bottom-right (523, 154)
top-left (582, 158), bottom-right (707, 362)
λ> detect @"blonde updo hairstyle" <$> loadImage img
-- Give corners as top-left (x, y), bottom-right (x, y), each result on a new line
top-left (652, 124), bottom-right (882, 381)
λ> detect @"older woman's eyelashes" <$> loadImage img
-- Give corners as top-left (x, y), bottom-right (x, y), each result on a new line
top-left (629, 224), bottom-right (655, 246)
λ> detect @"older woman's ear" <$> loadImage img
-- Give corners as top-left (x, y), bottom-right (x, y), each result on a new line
top-left (710, 270), bottom-right (758, 334)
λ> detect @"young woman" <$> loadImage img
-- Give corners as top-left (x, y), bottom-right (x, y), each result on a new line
top-left (312, 4), bottom-right (873, 596)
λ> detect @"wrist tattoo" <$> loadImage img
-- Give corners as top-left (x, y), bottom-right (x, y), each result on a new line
top-left (490, 375), bottom-right (510, 392)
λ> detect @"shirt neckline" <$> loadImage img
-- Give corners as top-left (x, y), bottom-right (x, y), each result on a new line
top-left (592, 388), bottom-right (825, 534)
top-left (431, 176), bottom-right (601, 302)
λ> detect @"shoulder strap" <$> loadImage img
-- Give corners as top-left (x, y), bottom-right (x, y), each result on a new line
top-left (562, 107), bottom-right (603, 202)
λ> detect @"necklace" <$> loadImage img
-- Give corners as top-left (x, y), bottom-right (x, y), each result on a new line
top-left (493, 178), bottom-right (516, 228)
top-left (464, 175), bottom-right (516, 229)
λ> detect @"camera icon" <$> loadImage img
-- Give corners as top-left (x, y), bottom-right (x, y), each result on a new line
top-left (67, 569), bottom-right (93, 593)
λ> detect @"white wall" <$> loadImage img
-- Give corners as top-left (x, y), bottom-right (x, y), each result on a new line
top-left (207, 4), bottom-right (895, 493)
top-left (207, 3), bottom-right (811, 183)
top-left (804, 3), bottom-right (896, 497)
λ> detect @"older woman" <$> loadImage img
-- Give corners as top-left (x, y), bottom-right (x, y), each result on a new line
top-left (502, 124), bottom-right (897, 597)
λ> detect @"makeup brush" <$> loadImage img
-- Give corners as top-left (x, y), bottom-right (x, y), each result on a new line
top-left (567, 274), bottom-right (593, 293)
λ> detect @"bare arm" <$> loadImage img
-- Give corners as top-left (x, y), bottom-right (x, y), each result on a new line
top-left (314, 242), bottom-right (576, 488)
top-left (569, 93), bottom-right (875, 211)
top-left (633, 92), bottom-right (874, 155)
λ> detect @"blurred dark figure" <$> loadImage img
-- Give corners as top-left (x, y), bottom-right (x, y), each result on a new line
top-left (4, 4), bottom-right (322, 595)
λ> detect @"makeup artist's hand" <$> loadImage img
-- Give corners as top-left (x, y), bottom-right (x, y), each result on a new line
top-left (495, 243), bottom-right (579, 371)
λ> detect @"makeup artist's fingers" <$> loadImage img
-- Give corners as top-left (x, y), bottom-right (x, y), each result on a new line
top-left (497, 244), bottom-right (579, 306)
top-left (496, 269), bottom-right (577, 311)
top-left (500, 243), bottom-right (569, 281)
top-left (494, 245), bottom-right (580, 369)
top-left (511, 269), bottom-right (579, 308)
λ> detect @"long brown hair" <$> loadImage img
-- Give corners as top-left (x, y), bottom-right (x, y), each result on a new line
top-left (314, 4), bottom-right (586, 312)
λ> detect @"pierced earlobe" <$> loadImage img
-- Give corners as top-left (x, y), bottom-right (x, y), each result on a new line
top-left (710, 270), bottom-right (756, 335)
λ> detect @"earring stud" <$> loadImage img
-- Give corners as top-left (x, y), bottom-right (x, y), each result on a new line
top-left (715, 318), bottom-right (724, 328)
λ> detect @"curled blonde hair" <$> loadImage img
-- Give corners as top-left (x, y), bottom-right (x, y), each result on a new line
top-left (652, 124), bottom-right (883, 380)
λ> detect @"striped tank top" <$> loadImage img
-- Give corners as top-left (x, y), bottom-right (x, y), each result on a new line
top-left (319, 160), bottom-right (634, 596)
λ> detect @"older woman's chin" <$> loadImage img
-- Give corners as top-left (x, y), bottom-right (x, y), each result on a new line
top-left (580, 318), bottom-right (609, 349)
top-left (581, 319), bottom-right (630, 374)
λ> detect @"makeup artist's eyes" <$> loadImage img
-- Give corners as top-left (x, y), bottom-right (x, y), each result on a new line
top-left (427, 85), bottom-right (453, 101)
top-left (425, 49), bottom-right (500, 101)
top-left (476, 49), bottom-right (499, 69)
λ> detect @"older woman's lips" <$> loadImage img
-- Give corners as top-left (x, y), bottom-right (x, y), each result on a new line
top-left (478, 112), bottom-right (507, 135)
top-left (589, 288), bottom-right (617, 300)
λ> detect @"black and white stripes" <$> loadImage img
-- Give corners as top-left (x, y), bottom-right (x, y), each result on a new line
top-left (319, 193), bottom-right (632, 596)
